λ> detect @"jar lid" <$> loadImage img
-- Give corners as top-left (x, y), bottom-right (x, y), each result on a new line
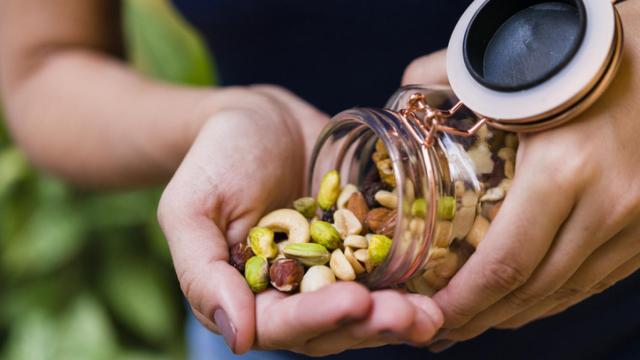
top-left (447, 0), bottom-right (623, 132)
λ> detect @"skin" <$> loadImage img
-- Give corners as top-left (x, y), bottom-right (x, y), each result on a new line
top-left (402, 1), bottom-right (640, 352)
top-left (0, 0), bottom-right (443, 356)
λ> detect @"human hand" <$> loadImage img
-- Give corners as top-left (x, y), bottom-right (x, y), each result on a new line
top-left (157, 85), bottom-right (443, 355)
top-left (404, 4), bottom-right (640, 349)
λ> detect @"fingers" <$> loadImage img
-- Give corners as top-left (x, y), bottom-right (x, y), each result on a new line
top-left (543, 251), bottom-right (640, 319)
top-left (439, 192), bottom-right (616, 340)
top-left (496, 226), bottom-right (640, 329)
top-left (402, 50), bottom-right (448, 86)
top-left (299, 291), bottom-right (443, 356)
top-left (433, 162), bottom-right (576, 329)
top-left (158, 189), bottom-right (256, 354)
top-left (256, 282), bottom-right (373, 351)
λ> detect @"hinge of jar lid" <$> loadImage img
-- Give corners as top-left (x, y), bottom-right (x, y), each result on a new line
top-left (399, 93), bottom-right (493, 148)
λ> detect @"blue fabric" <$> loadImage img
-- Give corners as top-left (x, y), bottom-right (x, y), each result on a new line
top-left (172, 1), bottom-right (640, 358)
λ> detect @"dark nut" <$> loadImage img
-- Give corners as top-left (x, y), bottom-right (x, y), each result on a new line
top-left (377, 209), bottom-right (397, 237)
top-left (230, 242), bottom-right (254, 272)
top-left (345, 192), bottom-right (370, 226)
top-left (269, 258), bottom-right (305, 293)
top-left (364, 208), bottom-right (391, 234)
top-left (361, 182), bottom-right (388, 208)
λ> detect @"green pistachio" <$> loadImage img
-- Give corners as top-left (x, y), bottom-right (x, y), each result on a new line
top-left (411, 198), bottom-right (428, 218)
top-left (310, 221), bottom-right (341, 250)
top-left (293, 197), bottom-right (318, 219)
top-left (317, 170), bottom-right (341, 210)
top-left (244, 256), bottom-right (269, 293)
top-left (283, 242), bottom-right (330, 266)
top-left (248, 227), bottom-right (278, 259)
top-left (436, 196), bottom-right (456, 220)
top-left (368, 234), bottom-right (392, 267)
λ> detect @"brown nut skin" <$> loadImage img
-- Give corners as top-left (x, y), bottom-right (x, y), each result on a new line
top-left (377, 209), bottom-right (397, 237)
top-left (269, 258), bottom-right (305, 293)
top-left (230, 242), bottom-right (254, 272)
top-left (364, 208), bottom-right (392, 234)
top-left (345, 192), bottom-right (369, 226)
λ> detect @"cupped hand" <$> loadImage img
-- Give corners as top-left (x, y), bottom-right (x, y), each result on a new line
top-left (403, 8), bottom-right (640, 349)
top-left (157, 85), bottom-right (443, 356)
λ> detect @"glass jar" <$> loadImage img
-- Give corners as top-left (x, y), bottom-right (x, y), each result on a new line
top-left (309, 85), bottom-right (518, 295)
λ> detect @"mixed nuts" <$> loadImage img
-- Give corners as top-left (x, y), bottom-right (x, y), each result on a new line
top-left (230, 169), bottom-right (396, 294)
top-left (228, 114), bottom-right (518, 297)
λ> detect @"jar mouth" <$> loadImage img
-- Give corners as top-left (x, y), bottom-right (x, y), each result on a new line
top-left (308, 108), bottom-right (437, 289)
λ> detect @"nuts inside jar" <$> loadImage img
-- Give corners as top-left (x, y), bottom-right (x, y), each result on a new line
top-left (229, 120), bottom-right (517, 296)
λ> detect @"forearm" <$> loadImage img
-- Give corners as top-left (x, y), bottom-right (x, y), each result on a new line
top-left (2, 48), bottom-right (225, 187)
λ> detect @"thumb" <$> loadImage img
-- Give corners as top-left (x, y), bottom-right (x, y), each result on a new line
top-left (402, 49), bottom-right (448, 86)
top-left (158, 189), bottom-right (256, 354)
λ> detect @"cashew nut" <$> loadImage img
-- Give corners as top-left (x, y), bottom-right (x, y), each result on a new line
top-left (257, 209), bottom-right (310, 243)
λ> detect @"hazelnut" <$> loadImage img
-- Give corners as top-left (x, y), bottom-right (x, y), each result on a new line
top-left (269, 258), bottom-right (304, 293)
top-left (229, 242), bottom-right (254, 272)
top-left (364, 208), bottom-right (391, 234)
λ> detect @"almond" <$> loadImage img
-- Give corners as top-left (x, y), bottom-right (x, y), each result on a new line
top-left (364, 208), bottom-right (391, 234)
top-left (345, 191), bottom-right (369, 225)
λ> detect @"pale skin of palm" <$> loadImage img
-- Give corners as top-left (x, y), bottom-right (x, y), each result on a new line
top-left (1, 0), bottom-right (639, 356)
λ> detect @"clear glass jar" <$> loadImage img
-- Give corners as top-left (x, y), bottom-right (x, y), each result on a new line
top-left (309, 85), bottom-right (518, 295)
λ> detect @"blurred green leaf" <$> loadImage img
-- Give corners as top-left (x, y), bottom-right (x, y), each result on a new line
top-left (2, 203), bottom-right (85, 278)
top-left (80, 190), bottom-right (158, 230)
top-left (4, 311), bottom-right (58, 360)
top-left (116, 350), bottom-right (176, 360)
top-left (101, 253), bottom-right (179, 344)
top-left (0, 109), bottom-right (8, 146)
top-left (123, 0), bottom-right (215, 85)
top-left (145, 213), bottom-right (172, 263)
top-left (0, 147), bottom-right (29, 199)
top-left (0, 274), bottom-right (77, 325)
top-left (58, 295), bottom-right (118, 360)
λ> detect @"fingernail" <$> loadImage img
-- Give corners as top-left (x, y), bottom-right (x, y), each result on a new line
top-left (429, 340), bottom-right (456, 353)
top-left (214, 309), bottom-right (237, 353)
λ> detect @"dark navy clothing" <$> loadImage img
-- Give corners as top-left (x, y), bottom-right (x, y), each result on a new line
top-left (172, 1), bottom-right (640, 359)
top-left (172, 0), bottom-right (470, 114)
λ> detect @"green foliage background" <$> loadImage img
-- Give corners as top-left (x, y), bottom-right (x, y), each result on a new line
top-left (0, 0), bottom-right (215, 358)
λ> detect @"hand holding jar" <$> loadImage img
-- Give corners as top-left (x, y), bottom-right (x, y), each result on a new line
top-left (157, 85), bottom-right (443, 356)
top-left (403, 1), bottom-right (640, 350)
